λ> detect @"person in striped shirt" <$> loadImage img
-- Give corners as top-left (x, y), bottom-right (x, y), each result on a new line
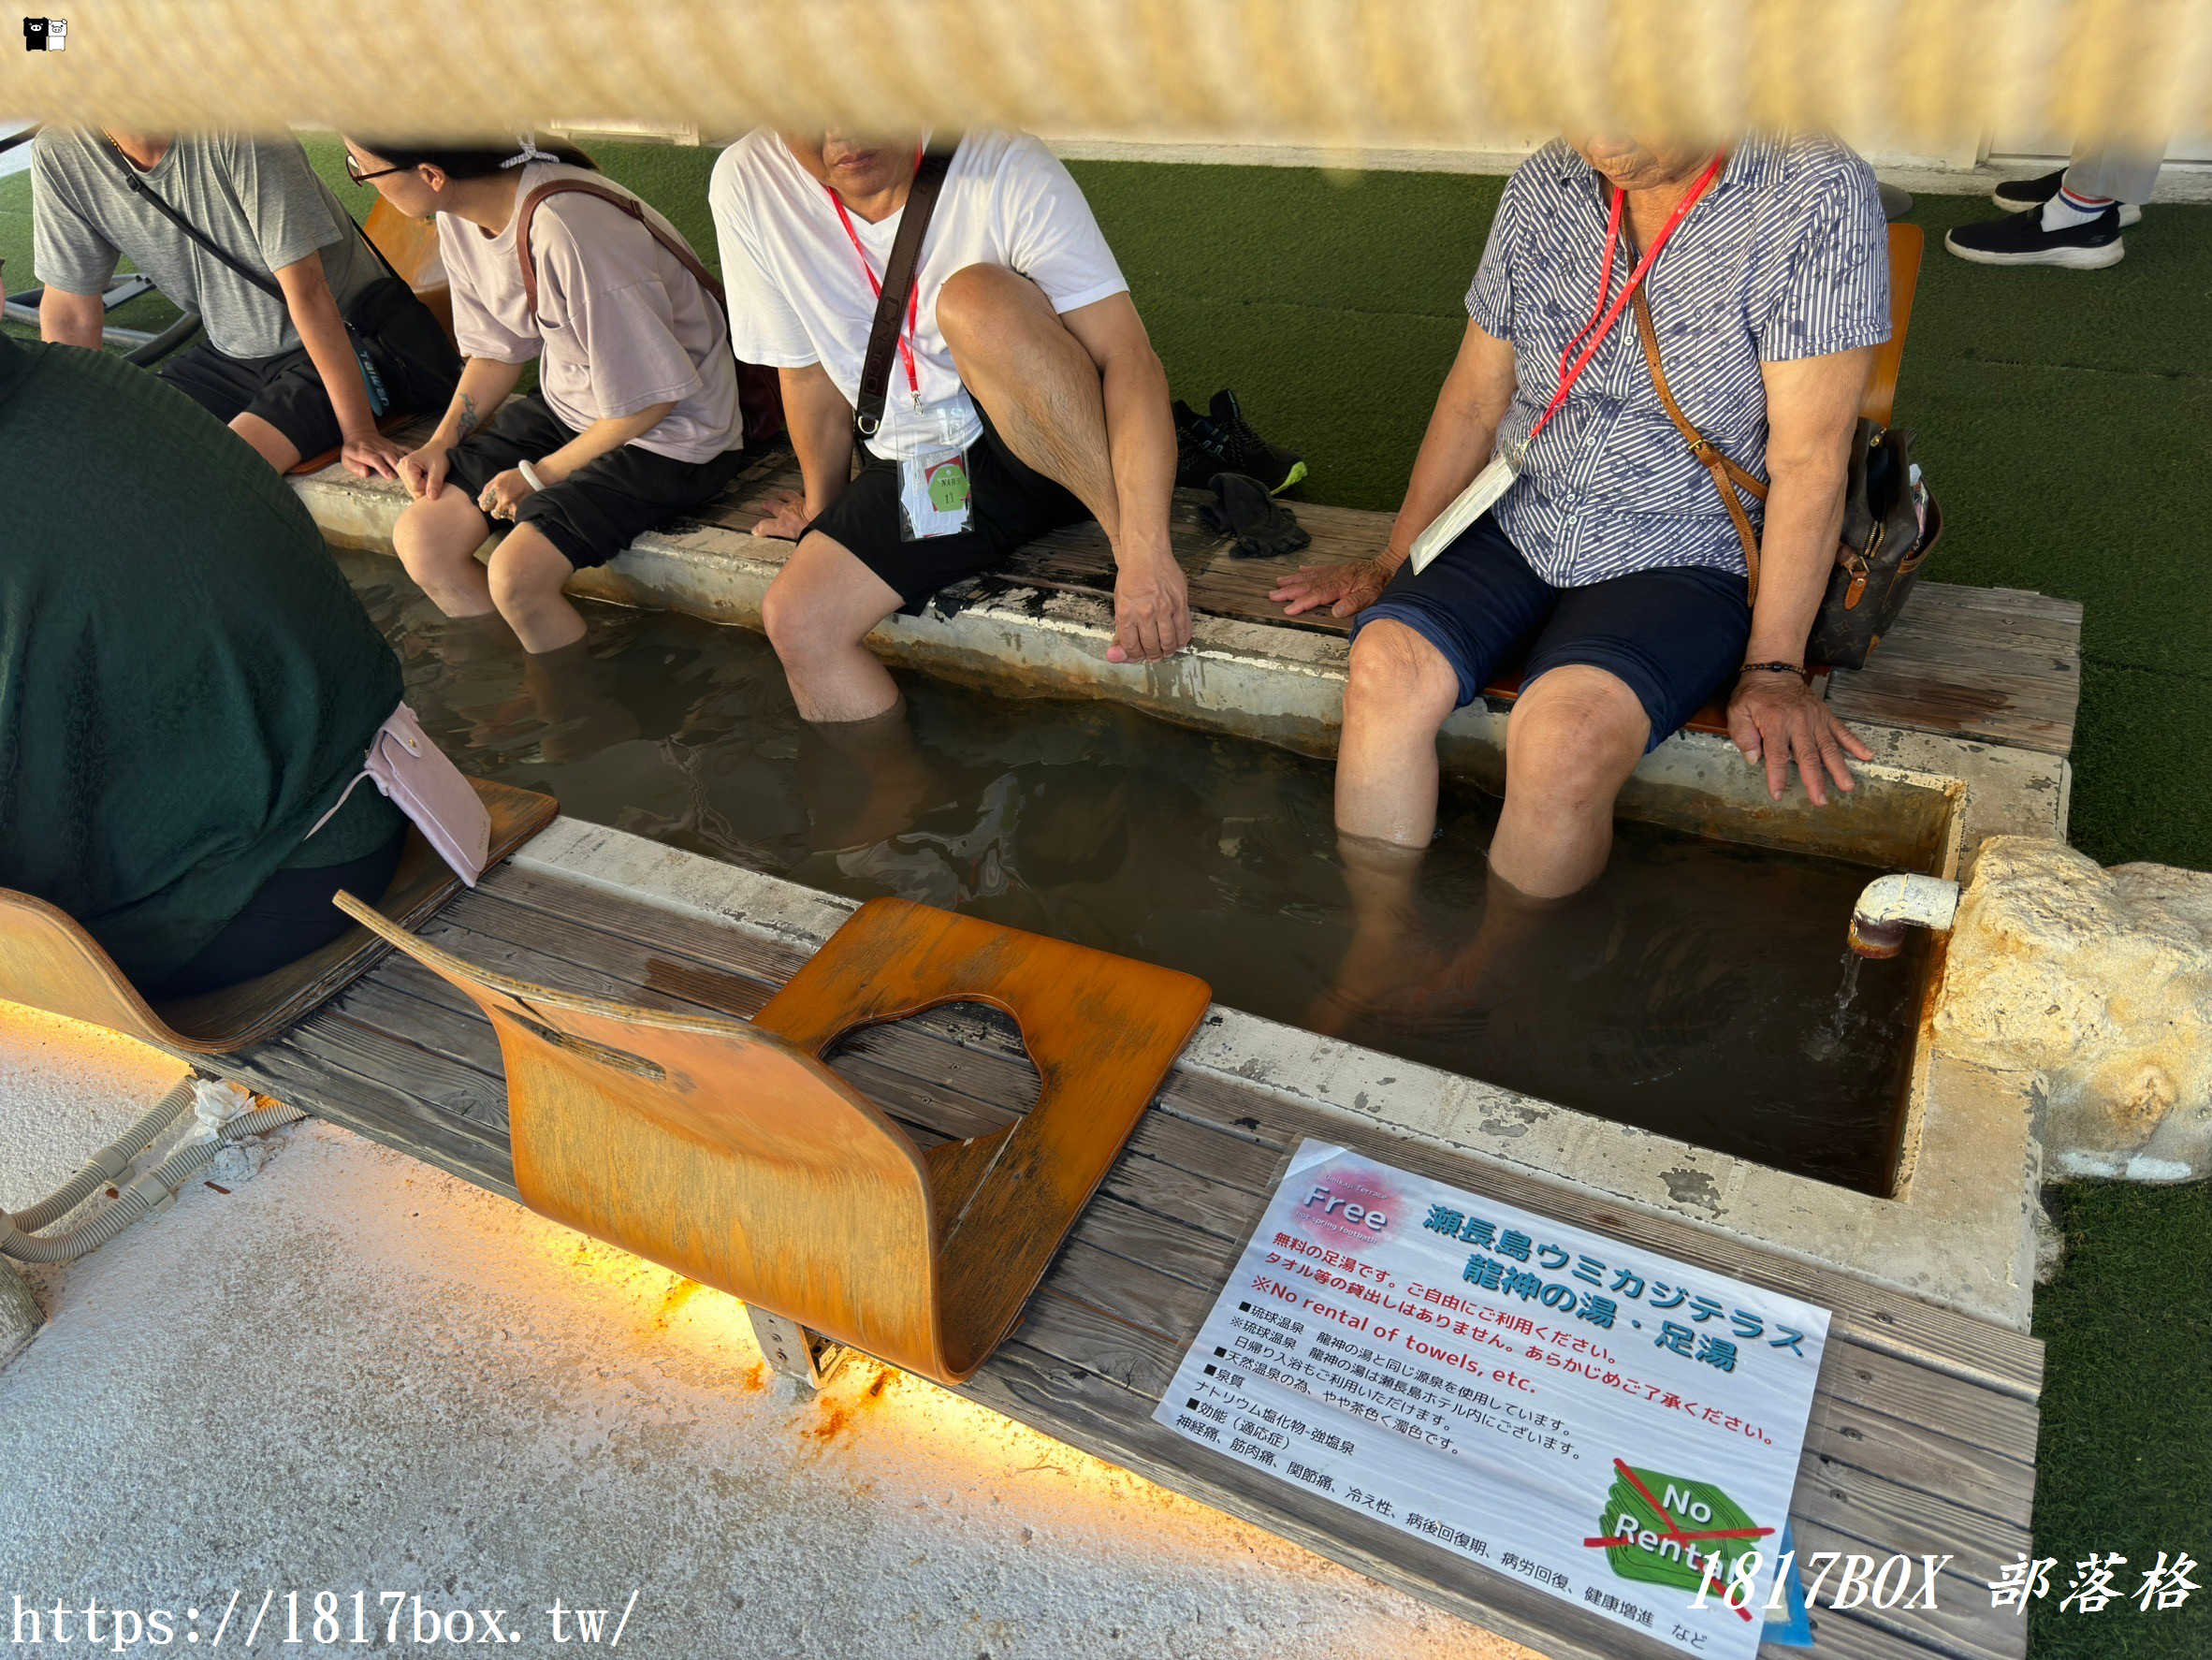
top-left (1277, 134), bottom-right (1889, 913)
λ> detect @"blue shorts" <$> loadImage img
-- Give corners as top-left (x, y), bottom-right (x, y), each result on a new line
top-left (1351, 515), bottom-right (1751, 752)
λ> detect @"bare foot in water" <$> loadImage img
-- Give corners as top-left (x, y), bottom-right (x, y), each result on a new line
top-left (1307, 833), bottom-right (1449, 1038)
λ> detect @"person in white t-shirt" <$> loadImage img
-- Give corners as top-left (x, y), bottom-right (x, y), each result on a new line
top-left (710, 128), bottom-right (1186, 723)
top-left (342, 135), bottom-right (745, 653)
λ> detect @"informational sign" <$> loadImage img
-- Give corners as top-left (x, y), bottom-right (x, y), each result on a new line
top-left (1156, 1142), bottom-right (1832, 1660)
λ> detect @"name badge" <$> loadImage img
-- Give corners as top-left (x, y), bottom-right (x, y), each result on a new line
top-left (897, 405), bottom-right (974, 540)
top-left (1408, 449), bottom-right (1521, 574)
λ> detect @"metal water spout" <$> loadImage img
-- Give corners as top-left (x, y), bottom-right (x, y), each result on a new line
top-left (1848, 873), bottom-right (1960, 959)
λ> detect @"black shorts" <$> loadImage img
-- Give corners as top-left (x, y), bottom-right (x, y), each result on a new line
top-left (1352, 514), bottom-right (1751, 751)
top-left (149, 827), bottom-right (407, 998)
top-left (442, 392), bottom-right (745, 572)
top-left (807, 404), bottom-right (1089, 612)
top-left (156, 284), bottom-right (459, 460)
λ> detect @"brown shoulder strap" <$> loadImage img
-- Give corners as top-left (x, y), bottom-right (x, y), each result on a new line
top-left (514, 178), bottom-right (727, 323)
top-left (1630, 284), bottom-right (1768, 606)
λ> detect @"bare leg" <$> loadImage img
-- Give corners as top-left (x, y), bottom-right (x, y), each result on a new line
top-left (393, 488), bottom-right (497, 618)
top-left (760, 531), bottom-right (906, 721)
top-left (229, 411), bottom-right (302, 473)
top-left (1334, 620), bottom-right (1463, 846)
top-left (1416, 671), bottom-right (1646, 1012)
top-left (486, 526), bottom-right (587, 653)
top-left (937, 263), bottom-right (1123, 539)
top-left (1422, 861), bottom-right (1592, 1015)
top-left (1310, 832), bottom-right (1444, 1036)
top-left (795, 699), bottom-right (941, 850)
top-left (1487, 664), bottom-right (1650, 898)
top-left (522, 639), bottom-right (638, 762)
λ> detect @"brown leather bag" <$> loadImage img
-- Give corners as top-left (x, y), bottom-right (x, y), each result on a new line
top-left (513, 177), bottom-right (785, 448)
top-left (1630, 286), bottom-right (1938, 670)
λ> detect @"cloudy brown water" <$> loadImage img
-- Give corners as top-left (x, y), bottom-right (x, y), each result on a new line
top-left (342, 548), bottom-right (1927, 1197)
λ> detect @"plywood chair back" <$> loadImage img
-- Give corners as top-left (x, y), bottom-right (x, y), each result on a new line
top-left (365, 197), bottom-right (455, 343)
top-left (0, 778), bottom-right (556, 1054)
top-left (334, 895), bottom-right (1214, 1384)
top-left (1863, 222), bottom-right (1923, 429)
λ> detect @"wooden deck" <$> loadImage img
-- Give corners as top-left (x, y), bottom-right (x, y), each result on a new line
top-left (677, 447), bottom-right (2084, 760)
top-left (191, 854), bottom-right (2043, 1660)
top-left (316, 424), bottom-right (2082, 761)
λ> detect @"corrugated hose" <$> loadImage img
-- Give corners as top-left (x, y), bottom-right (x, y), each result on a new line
top-left (0, 1079), bottom-right (305, 1264)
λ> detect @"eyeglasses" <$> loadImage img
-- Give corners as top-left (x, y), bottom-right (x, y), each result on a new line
top-left (344, 153), bottom-right (416, 186)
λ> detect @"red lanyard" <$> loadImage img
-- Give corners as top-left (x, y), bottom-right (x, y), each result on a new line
top-left (826, 147), bottom-right (925, 407)
top-left (1526, 153), bottom-right (1724, 445)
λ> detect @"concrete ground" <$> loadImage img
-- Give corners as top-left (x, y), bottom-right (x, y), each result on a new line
top-left (0, 1006), bottom-right (1527, 1660)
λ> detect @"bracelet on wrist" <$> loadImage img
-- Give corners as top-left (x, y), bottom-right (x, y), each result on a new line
top-left (1740, 661), bottom-right (1808, 680)
top-left (517, 459), bottom-right (546, 493)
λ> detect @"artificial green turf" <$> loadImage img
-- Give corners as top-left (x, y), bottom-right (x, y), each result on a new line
top-left (5, 138), bottom-right (2207, 1654)
top-left (2029, 1181), bottom-right (2212, 1656)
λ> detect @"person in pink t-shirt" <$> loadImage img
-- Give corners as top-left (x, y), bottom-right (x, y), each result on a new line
top-left (342, 135), bottom-right (745, 652)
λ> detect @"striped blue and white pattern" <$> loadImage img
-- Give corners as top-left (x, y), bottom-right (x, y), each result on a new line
top-left (1466, 135), bottom-right (1889, 588)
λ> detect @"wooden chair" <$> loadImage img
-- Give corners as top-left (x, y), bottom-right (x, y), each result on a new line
top-left (1477, 221), bottom-right (1928, 726)
top-left (335, 892), bottom-right (1214, 1387)
top-left (0, 779), bottom-right (556, 1055)
top-left (1862, 221), bottom-right (1923, 430)
top-left (284, 202), bottom-right (456, 476)
top-left (365, 197), bottom-right (455, 344)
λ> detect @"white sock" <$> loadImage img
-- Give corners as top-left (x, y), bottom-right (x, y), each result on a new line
top-left (2042, 187), bottom-right (2116, 232)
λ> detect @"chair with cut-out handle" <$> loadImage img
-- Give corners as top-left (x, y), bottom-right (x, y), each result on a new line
top-left (334, 892), bottom-right (1214, 1386)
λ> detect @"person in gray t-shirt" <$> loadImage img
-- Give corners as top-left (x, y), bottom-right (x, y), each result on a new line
top-left (32, 128), bottom-right (456, 477)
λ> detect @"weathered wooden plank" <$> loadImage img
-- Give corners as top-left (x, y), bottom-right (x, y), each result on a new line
top-left (1805, 1393), bottom-right (2035, 1531)
top-left (995, 506), bottom-right (2079, 762)
top-left (201, 1027), bottom-right (510, 1188)
top-left (1133, 1067), bottom-right (2045, 1400)
top-left (1832, 614), bottom-right (2080, 683)
top-left (1003, 1280), bottom-right (2022, 1659)
top-left (335, 962), bottom-right (515, 1074)
top-left (1819, 692), bottom-right (2074, 754)
top-left (975, 1329), bottom-right (2021, 1660)
top-left (444, 870), bottom-right (2044, 1400)
top-left (1026, 1221), bottom-right (2037, 1493)
top-left (668, 455), bottom-right (2081, 764)
top-left (970, 1333), bottom-right (1686, 1660)
top-left (1838, 648), bottom-right (2080, 714)
top-left (297, 1001), bottom-right (506, 1128)
top-left (1038, 1234), bottom-right (2037, 1490)
top-left (1009, 1260), bottom-right (2030, 1552)
top-left (1791, 1450), bottom-right (2029, 1602)
top-left (324, 420), bottom-right (2078, 760)
top-left (1889, 584), bottom-right (2080, 632)
top-left (1796, 1607), bottom-right (1986, 1660)
top-left (304, 881), bottom-right (2044, 1476)
top-left (226, 908), bottom-right (2035, 1660)
top-left (323, 945), bottom-right (2051, 1503)
top-left (1791, 1515), bottom-right (2023, 1660)
top-left (1833, 610), bottom-right (2081, 678)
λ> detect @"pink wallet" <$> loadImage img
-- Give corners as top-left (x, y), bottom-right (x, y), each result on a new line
top-left (308, 703), bottom-right (492, 885)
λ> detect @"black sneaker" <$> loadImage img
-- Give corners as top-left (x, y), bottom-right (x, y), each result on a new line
top-left (1174, 389), bottom-right (1307, 494)
top-left (1989, 167), bottom-right (2142, 226)
top-left (1943, 204), bottom-right (2124, 269)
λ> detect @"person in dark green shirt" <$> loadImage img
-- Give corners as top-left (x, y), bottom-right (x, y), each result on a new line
top-left (0, 313), bottom-right (410, 994)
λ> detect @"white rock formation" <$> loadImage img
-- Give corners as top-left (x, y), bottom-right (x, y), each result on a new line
top-left (1935, 837), bottom-right (2212, 1182)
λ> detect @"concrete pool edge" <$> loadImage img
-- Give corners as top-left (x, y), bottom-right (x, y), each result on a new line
top-left (299, 470), bottom-right (2071, 874)
top-left (511, 816), bottom-right (2042, 1333)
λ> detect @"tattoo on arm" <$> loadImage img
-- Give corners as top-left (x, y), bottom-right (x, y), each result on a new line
top-left (458, 393), bottom-right (481, 438)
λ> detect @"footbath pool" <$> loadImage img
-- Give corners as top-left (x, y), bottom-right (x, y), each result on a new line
top-left (342, 547), bottom-right (1930, 1199)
